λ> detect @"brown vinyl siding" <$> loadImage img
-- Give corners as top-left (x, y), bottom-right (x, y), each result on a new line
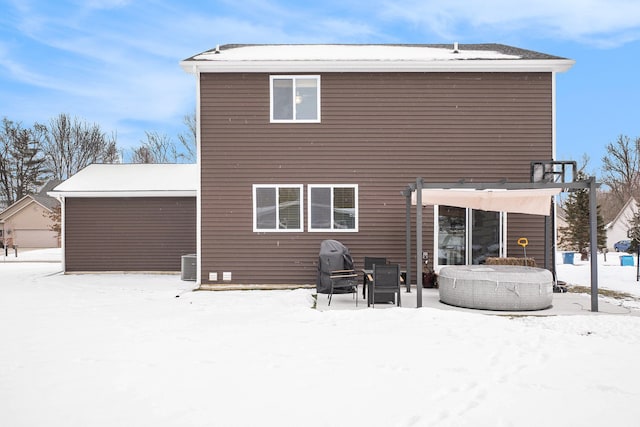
top-left (64, 197), bottom-right (196, 272)
top-left (200, 72), bottom-right (553, 285)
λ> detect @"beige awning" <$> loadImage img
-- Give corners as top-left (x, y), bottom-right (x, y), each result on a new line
top-left (411, 188), bottom-right (561, 216)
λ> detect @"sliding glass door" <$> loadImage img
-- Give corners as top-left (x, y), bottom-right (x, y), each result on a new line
top-left (437, 206), bottom-right (505, 267)
top-left (438, 206), bottom-right (466, 265)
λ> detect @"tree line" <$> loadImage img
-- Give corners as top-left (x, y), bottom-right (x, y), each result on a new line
top-left (0, 113), bottom-right (195, 206)
top-left (2, 111), bottom-right (635, 256)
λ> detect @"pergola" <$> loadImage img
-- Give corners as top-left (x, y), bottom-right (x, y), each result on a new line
top-left (402, 174), bottom-right (601, 312)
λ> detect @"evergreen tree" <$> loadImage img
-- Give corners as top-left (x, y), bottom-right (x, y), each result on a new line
top-left (558, 176), bottom-right (607, 257)
top-left (626, 201), bottom-right (640, 253)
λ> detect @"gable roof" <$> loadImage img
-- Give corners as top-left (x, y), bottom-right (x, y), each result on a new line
top-left (48, 164), bottom-right (197, 198)
top-left (605, 197), bottom-right (638, 229)
top-left (0, 196), bottom-right (53, 221)
top-left (34, 179), bottom-right (63, 210)
top-left (181, 43), bottom-right (574, 74)
top-left (0, 179), bottom-right (62, 221)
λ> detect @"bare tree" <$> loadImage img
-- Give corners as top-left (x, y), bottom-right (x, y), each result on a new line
top-left (601, 135), bottom-right (640, 205)
top-left (147, 131), bottom-right (178, 163)
top-left (130, 131), bottom-right (179, 163)
top-left (597, 189), bottom-right (623, 224)
top-left (0, 118), bottom-right (48, 206)
top-left (42, 113), bottom-right (119, 180)
top-left (130, 145), bottom-right (155, 164)
top-left (103, 133), bottom-right (121, 163)
top-left (47, 204), bottom-right (62, 244)
top-left (129, 112), bottom-right (196, 164)
top-left (177, 112), bottom-right (196, 163)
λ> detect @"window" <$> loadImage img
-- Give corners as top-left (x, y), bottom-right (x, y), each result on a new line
top-left (308, 185), bottom-right (358, 232)
top-left (270, 75), bottom-right (320, 122)
top-left (253, 185), bottom-right (303, 232)
top-left (435, 206), bottom-right (506, 267)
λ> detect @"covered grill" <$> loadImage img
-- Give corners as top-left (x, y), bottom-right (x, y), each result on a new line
top-left (316, 239), bottom-right (355, 294)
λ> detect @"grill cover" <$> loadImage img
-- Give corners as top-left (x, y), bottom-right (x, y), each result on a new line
top-left (316, 239), bottom-right (354, 294)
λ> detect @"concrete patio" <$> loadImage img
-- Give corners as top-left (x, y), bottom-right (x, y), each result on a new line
top-left (316, 285), bottom-right (640, 316)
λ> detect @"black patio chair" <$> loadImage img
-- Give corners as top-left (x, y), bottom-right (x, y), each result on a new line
top-left (363, 256), bottom-right (386, 298)
top-left (370, 263), bottom-right (401, 308)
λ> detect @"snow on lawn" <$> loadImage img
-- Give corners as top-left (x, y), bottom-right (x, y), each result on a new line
top-left (2, 251), bottom-right (640, 426)
top-left (556, 251), bottom-right (640, 309)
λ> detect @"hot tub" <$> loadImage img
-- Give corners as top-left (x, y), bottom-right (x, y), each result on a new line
top-left (438, 265), bottom-right (553, 311)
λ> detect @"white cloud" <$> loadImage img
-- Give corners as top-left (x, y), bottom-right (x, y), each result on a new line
top-left (85, 0), bottom-right (130, 9)
top-left (379, 0), bottom-right (640, 47)
top-left (7, 0), bottom-right (638, 157)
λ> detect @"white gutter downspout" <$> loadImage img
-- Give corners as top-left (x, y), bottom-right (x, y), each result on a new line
top-left (59, 196), bottom-right (65, 272)
top-left (194, 65), bottom-right (203, 286)
top-left (552, 71), bottom-right (557, 162)
top-left (552, 71), bottom-right (559, 269)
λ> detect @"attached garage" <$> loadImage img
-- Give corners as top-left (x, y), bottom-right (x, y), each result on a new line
top-left (49, 164), bottom-right (196, 273)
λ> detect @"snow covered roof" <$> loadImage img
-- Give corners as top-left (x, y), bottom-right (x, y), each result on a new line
top-left (48, 164), bottom-right (197, 198)
top-left (181, 43), bottom-right (574, 74)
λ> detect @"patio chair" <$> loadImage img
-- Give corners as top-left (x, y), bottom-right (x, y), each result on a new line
top-left (370, 263), bottom-right (401, 308)
top-left (328, 269), bottom-right (359, 306)
top-left (363, 257), bottom-right (386, 297)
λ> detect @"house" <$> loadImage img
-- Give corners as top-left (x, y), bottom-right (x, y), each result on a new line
top-left (179, 43), bottom-right (574, 286)
top-left (605, 197), bottom-right (638, 250)
top-left (48, 164), bottom-right (196, 272)
top-left (0, 180), bottom-right (62, 248)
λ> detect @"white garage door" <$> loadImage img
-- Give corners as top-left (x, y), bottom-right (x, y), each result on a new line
top-left (14, 229), bottom-right (59, 248)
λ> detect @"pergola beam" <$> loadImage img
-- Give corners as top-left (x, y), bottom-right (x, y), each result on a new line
top-left (419, 181), bottom-right (595, 190)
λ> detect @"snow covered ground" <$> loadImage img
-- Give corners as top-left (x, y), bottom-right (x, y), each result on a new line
top-left (2, 249), bottom-right (640, 426)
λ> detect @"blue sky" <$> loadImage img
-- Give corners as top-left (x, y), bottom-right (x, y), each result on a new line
top-left (1, 0), bottom-right (639, 173)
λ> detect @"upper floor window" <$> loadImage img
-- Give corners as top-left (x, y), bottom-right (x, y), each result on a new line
top-left (270, 76), bottom-right (320, 123)
top-left (253, 185), bottom-right (303, 232)
top-left (308, 185), bottom-right (358, 232)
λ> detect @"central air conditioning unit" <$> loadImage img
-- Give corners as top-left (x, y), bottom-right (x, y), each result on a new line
top-left (181, 254), bottom-right (197, 281)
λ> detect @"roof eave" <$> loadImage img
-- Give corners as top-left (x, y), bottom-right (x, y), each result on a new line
top-left (0, 196), bottom-right (33, 220)
top-left (180, 58), bottom-right (575, 74)
top-left (48, 190), bottom-right (197, 198)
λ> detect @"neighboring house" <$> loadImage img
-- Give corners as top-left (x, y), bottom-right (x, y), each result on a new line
top-left (48, 164), bottom-right (196, 272)
top-left (0, 180), bottom-right (62, 248)
top-left (605, 197), bottom-right (638, 250)
top-left (180, 43), bottom-right (574, 286)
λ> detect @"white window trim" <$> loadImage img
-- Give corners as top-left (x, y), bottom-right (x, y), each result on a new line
top-left (252, 184), bottom-right (304, 233)
top-left (307, 184), bottom-right (358, 232)
top-left (269, 75), bottom-right (321, 123)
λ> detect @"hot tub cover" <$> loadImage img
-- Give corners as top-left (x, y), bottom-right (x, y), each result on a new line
top-left (438, 265), bottom-right (553, 311)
